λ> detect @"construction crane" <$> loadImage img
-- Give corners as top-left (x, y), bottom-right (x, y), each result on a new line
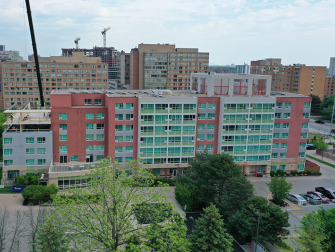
top-left (74, 37), bottom-right (81, 50)
top-left (101, 27), bottom-right (111, 47)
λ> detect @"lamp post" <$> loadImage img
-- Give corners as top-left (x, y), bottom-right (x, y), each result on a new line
top-left (255, 212), bottom-right (260, 252)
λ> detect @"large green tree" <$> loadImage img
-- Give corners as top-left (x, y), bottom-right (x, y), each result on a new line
top-left (315, 207), bottom-right (335, 251)
top-left (227, 196), bottom-right (290, 244)
top-left (266, 176), bottom-right (292, 205)
top-left (310, 95), bottom-right (322, 115)
top-left (189, 203), bottom-right (233, 252)
top-left (49, 158), bottom-right (188, 251)
top-left (177, 152), bottom-right (254, 218)
top-left (312, 138), bottom-right (329, 161)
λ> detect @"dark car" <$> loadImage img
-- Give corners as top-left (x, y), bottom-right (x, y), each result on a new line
top-left (315, 120), bottom-right (325, 124)
top-left (306, 144), bottom-right (316, 150)
top-left (300, 193), bottom-right (322, 205)
top-left (316, 187), bottom-right (335, 202)
top-left (307, 191), bottom-right (330, 203)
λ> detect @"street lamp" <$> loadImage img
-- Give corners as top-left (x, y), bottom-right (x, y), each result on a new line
top-left (255, 212), bottom-right (261, 252)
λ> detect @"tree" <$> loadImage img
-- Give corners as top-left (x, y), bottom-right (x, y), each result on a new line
top-left (266, 176), bottom-right (292, 205)
top-left (227, 196), bottom-right (290, 244)
top-left (310, 95), bottom-right (322, 115)
top-left (49, 158), bottom-right (188, 251)
top-left (189, 203), bottom-right (233, 252)
top-left (315, 207), bottom-right (335, 251)
top-left (313, 138), bottom-right (329, 161)
top-left (291, 212), bottom-right (327, 252)
top-left (178, 152), bottom-right (254, 218)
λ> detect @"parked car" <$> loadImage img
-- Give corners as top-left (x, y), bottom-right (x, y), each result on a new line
top-left (316, 187), bottom-right (335, 202)
top-left (307, 191), bottom-right (330, 203)
top-left (315, 120), bottom-right (325, 124)
top-left (299, 193), bottom-right (322, 205)
top-left (332, 129), bottom-right (335, 134)
top-left (286, 194), bottom-right (307, 205)
top-left (306, 144), bottom-right (316, 150)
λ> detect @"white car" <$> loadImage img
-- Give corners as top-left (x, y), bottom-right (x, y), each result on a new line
top-left (286, 194), bottom-right (307, 205)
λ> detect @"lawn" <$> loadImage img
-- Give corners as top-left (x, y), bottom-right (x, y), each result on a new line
top-left (306, 154), bottom-right (335, 169)
top-left (0, 186), bottom-right (13, 193)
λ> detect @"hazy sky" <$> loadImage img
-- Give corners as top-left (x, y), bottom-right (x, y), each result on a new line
top-left (1, 0), bottom-right (334, 66)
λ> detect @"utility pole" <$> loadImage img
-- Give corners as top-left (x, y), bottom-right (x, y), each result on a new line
top-left (330, 95), bottom-right (335, 134)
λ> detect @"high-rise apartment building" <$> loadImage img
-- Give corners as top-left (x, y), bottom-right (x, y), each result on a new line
top-left (0, 52), bottom-right (108, 109)
top-left (62, 47), bottom-right (119, 80)
top-left (130, 43), bottom-right (209, 90)
top-left (236, 63), bottom-right (250, 74)
top-left (1, 74), bottom-right (311, 188)
top-left (116, 50), bottom-right (130, 89)
top-left (250, 58), bottom-right (327, 99)
top-left (329, 57), bottom-right (335, 77)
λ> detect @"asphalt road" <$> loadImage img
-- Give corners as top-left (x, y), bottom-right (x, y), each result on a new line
top-left (309, 119), bottom-right (334, 134)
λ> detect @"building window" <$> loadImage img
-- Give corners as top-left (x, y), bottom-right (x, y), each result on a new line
top-left (274, 123), bottom-right (281, 129)
top-left (197, 134), bottom-right (204, 141)
top-left (300, 142), bottom-right (306, 148)
top-left (207, 134), bottom-right (214, 140)
top-left (115, 147), bottom-right (123, 153)
top-left (115, 136), bottom-right (123, 142)
top-left (273, 133), bottom-right (280, 139)
top-left (115, 125), bottom-right (123, 131)
top-left (198, 114), bottom-right (205, 120)
top-left (276, 103), bottom-right (282, 108)
top-left (86, 113), bottom-right (94, 119)
top-left (301, 133), bottom-right (307, 138)
top-left (275, 113), bottom-right (281, 119)
top-left (281, 143), bottom-right (288, 149)
top-left (96, 134), bottom-right (104, 141)
top-left (198, 124), bottom-right (205, 130)
top-left (4, 160), bottom-right (13, 166)
top-left (126, 146), bottom-right (133, 153)
top-left (272, 143), bottom-right (279, 149)
top-left (125, 125), bottom-right (133, 131)
top-left (207, 124), bottom-right (215, 130)
top-left (208, 113), bottom-right (215, 120)
top-left (282, 133), bottom-right (289, 139)
top-left (4, 138), bottom-right (12, 144)
top-left (284, 103), bottom-right (292, 108)
top-left (208, 103), bottom-right (216, 109)
top-left (206, 145), bottom-right (214, 150)
top-left (26, 137), bottom-right (34, 144)
top-left (94, 99), bottom-right (102, 105)
top-left (70, 156), bottom-right (78, 162)
top-left (60, 135), bottom-right (68, 141)
top-left (271, 165), bottom-right (277, 171)
top-left (38, 159), bottom-right (46, 165)
top-left (97, 124), bottom-right (104, 130)
top-left (299, 152), bottom-right (305, 157)
top-left (84, 99), bottom-right (92, 105)
top-left (97, 155), bottom-right (104, 161)
top-left (97, 113), bottom-right (104, 119)
top-left (86, 124), bottom-right (94, 129)
top-left (280, 153), bottom-right (287, 158)
top-left (126, 114), bottom-right (133, 120)
top-left (115, 103), bottom-right (123, 109)
top-left (26, 159), bottom-right (34, 165)
top-left (197, 145), bottom-right (204, 151)
top-left (199, 103), bottom-right (206, 109)
top-left (302, 123), bottom-right (308, 128)
top-left (59, 124), bottom-right (67, 130)
top-left (283, 113), bottom-right (290, 119)
top-left (86, 145), bottom-right (94, 151)
top-left (115, 114), bottom-right (123, 120)
top-left (283, 123), bottom-right (290, 129)
top-left (297, 164), bottom-right (304, 171)
top-left (37, 148), bottom-right (46, 154)
top-left (115, 157), bottom-right (122, 162)
top-left (304, 103), bottom-right (311, 108)
top-left (60, 145), bottom-right (68, 152)
top-left (37, 137), bottom-right (45, 143)
top-left (126, 136), bottom-right (133, 142)
top-left (125, 157), bottom-right (133, 162)
top-left (271, 153), bottom-right (278, 158)
top-left (59, 113), bottom-right (67, 119)
top-left (303, 113), bottom-right (310, 119)
top-left (126, 103), bottom-right (133, 109)
top-left (97, 145), bottom-right (104, 151)
top-left (4, 149), bottom-right (13, 155)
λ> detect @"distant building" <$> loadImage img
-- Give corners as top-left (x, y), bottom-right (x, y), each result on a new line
top-left (236, 63), bottom-right (250, 74)
top-left (324, 76), bottom-right (335, 97)
top-left (116, 50), bottom-right (130, 89)
top-left (0, 45), bottom-right (5, 51)
top-left (0, 45), bottom-right (23, 62)
top-left (251, 58), bottom-right (327, 100)
top-left (329, 57), bottom-right (335, 76)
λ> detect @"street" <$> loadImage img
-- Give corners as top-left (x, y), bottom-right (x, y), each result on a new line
top-left (309, 119), bottom-right (334, 134)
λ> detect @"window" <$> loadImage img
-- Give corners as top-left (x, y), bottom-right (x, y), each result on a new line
top-left (86, 134), bottom-right (94, 141)
top-left (4, 149), bottom-right (13, 155)
top-left (207, 124), bottom-right (215, 130)
top-left (304, 103), bottom-right (311, 108)
top-left (300, 142), bottom-right (306, 148)
top-left (283, 123), bottom-right (290, 129)
top-left (126, 136), bottom-right (133, 142)
top-left (273, 133), bottom-right (280, 139)
top-left (96, 134), bottom-right (104, 141)
top-left (4, 138), bottom-right (12, 144)
top-left (84, 99), bottom-right (92, 105)
top-left (280, 153), bottom-right (287, 158)
top-left (26, 137), bottom-right (34, 144)
top-left (60, 135), bottom-right (68, 141)
top-left (283, 113), bottom-right (290, 119)
top-left (199, 103), bottom-right (206, 109)
top-left (97, 155), bottom-right (104, 161)
top-left (197, 134), bottom-right (204, 141)
top-left (37, 148), bottom-right (46, 154)
top-left (115, 114), bottom-right (123, 120)
top-left (97, 124), bottom-right (104, 130)
top-left (4, 160), bottom-right (13, 166)
top-left (97, 145), bottom-right (104, 151)
top-left (126, 125), bottom-right (133, 131)
top-left (97, 113), bottom-right (104, 119)
top-left (207, 134), bottom-right (214, 140)
top-left (197, 145), bottom-right (204, 151)
top-left (282, 133), bottom-right (289, 139)
top-left (86, 145), bottom-right (94, 151)
top-left (303, 113), bottom-right (310, 119)
top-left (115, 136), bottom-right (123, 142)
top-left (59, 124), bottom-right (67, 130)
top-left (298, 164), bottom-right (304, 171)
top-left (85, 124), bottom-right (94, 130)
top-left (198, 124), bottom-right (205, 130)
top-left (276, 103), bottom-right (282, 108)
top-left (126, 103), bottom-right (133, 109)
top-left (125, 157), bottom-right (133, 162)
top-left (115, 103), bottom-right (123, 109)
top-left (275, 113), bottom-right (281, 119)
top-left (198, 114), bottom-right (205, 120)
top-left (271, 165), bottom-right (277, 171)
top-left (274, 123), bottom-right (281, 129)
top-left (115, 125), bottom-right (123, 131)
top-left (115, 157), bottom-right (122, 163)
top-left (26, 159), bottom-right (34, 165)
top-left (59, 113), bottom-right (67, 119)
top-left (94, 99), bottom-right (102, 105)
top-left (271, 153), bottom-right (278, 158)
top-left (281, 143), bottom-right (288, 149)
top-left (126, 114), bottom-right (133, 120)
top-left (70, 156), bottom-right (78, 162)
top-left (115, 147), bottom-right (123, 153)
top-left (208, 103), bottom-right (216, 109)
top-left (60, 145), bottom-right (68, 152)
top-left (126, 146), bottom-right (133, 153)
top-left (301, 133), bottom-right (307, 138)
top-left (206, 145), bottom-right (213, 150)
top-left (302, 123), bottom-right (308, 128)
top-left (299, 152), bottom-right (305, 157)
top-left (208, 113), bottom-right (215, 120)
top-left (86, 113), bottom-right (94, 119)
top-left (284, 103), bottom-right (291, 108)
top-left (37, 137), bottom-right (45, 143)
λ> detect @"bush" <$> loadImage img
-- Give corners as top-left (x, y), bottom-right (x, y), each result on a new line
top-left (270, 171), bottom-right (276, 177)
top-left (175, 182), bottom-right (197, 212)
top-left (276, 169), bottom-right (284, 177)
top-left (291, 171), bottom-right (298, 175)
top-left (15, 175), bottom-right (30, 185)
top-left (27, 197), bottom-right (52, 205)
top-left (306, 171), bottom-right (312, 175)
top-left (22, 184), bottom-right (58, 199)
top-left (15, 173), bottom-right (45, 186)
top-left (151, 178), bottom-right (176, 187)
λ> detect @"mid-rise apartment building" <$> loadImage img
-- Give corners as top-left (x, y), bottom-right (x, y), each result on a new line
top-left (329, 57), bottom-right (335, 77)
top-left (116, 50), bottom-right (130, 89)
top-left (129, 43), bottom-right (209, 90)
top-left (324, 76), bottom-right (335, 97)
top-left (250, 58), bottom-right (327, 99)
top-left (0, 52), bottom-right (108, 109)
top-left (1, 73), bottom-right (311, 188)
top-left (236, 63), bottom-right (250, 74)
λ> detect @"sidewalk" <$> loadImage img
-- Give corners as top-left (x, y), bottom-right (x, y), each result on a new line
top-left (306, 150), bottom-right (335, 166)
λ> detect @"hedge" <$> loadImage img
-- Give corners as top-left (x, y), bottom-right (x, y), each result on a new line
top-left (22, 184), bottom-right (58, 199)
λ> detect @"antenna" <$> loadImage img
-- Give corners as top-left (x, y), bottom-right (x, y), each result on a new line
top-left (74, 37), bottom-right (81, 50)
top-left (101, 27), bottom-right (111, 47)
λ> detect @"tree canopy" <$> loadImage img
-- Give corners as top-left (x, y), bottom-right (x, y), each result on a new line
top-left (266, 176), bottom-right (292, 205)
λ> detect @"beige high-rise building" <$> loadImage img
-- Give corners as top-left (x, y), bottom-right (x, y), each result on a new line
top-left (0, 52), bottom-right (108, 109)
top-left (250, 58), bottom-right (327, 99)
top-left (130, 43), bottom-right (209, 90)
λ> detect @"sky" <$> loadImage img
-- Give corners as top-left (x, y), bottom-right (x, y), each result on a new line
top-left (1, 0), bottom-right (334, 66)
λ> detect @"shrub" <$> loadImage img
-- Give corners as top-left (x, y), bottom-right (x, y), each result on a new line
top-left (306, 171), bottom-right (312, 175)
top-left (175, 182), bottom-right (197, 212)
top-left (291, 171), bottom-right (298, 175)
top-left (276, 169), bottom-right (284, 177)
top-left (22, 184), bottom-right (59, 199)
top-left (15, 175), bottom-right (30, 185)
top-left (151, 178), bottom-right (176, 187)
top-left (270, 171), bottom-right (276, 177)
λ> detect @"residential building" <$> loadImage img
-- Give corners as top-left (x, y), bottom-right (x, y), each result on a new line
top-left (1, 73), bottom-right (311, 188)
top-left (116, 50), bottom-right (130, 89)
top-left (131, 43), bottom-right (209, 90)
top-left (324, 76), bottom-right (335, 97)
top-left (62, 47), bottom-right (119, 80)
top-left (250, 58), bottom-right (327, 100)
top-left (329, 57), bottom-right (335, 76)
top-left (236, 63), bottom-right (250, 74)
top-left (0, 45), bottom-right (23, 62)
top-left (0, 52), bottom-right (108, 109)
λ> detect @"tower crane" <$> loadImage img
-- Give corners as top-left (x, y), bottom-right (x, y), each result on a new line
top-left (101, 27), bottom-right (111, 47)
top-left (74, 37), bottom-right (81, 50)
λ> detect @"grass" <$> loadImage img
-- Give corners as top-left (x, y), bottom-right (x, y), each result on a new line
top-left (310, 116), bottom-right (322, 120)
top-left (0, 186), bottom-right (14, 193)
top-left (306, 154), bottom-right (335, 169)
top-left (273, 239), bottom-right (294, 252)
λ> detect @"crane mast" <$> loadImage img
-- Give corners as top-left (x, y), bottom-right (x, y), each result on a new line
top-left (74, 37), bottom-right (81, 50)
top-left (101, 27), bottom-right (111, 47)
